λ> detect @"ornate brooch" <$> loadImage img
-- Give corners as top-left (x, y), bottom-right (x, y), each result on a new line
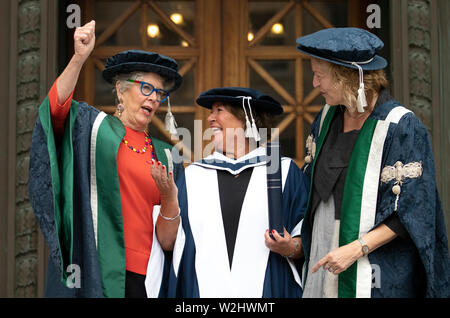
top-left (304, 134), bottom-right (316, 164)
top-left (380, 161), bottom-right (423, 211)
top-left (303, 134), bottom-right (316, 171)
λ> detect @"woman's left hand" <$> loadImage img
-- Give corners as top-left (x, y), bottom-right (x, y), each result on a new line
top-left (312, 240), bottom-right (362, 275)
top-left (264, 228), bottom-right (302, 259)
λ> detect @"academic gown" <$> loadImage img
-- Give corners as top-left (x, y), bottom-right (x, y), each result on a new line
top-left (145, 147), bottom-right (308, 298)
top-left (28, 97), bottom-right (182, 297)
top-left (301, 93), bottom-right (450, 298)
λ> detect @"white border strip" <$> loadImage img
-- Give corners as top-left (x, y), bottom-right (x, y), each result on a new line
top-left (90, 111), bottom-right (107, 249)
top-left (144, 205), bottom-right (166, 297)
top-left (356, 106), bottom-right (411, 298)
top-left (319, 104), bottom-right (331, 133)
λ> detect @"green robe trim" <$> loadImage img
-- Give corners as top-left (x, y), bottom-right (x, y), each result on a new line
top-left (38, 97), bottom-right (79, 285)
top-left (95, 115), bottom-right (126, 297)
top-left (39, 96), bottom-right (175, 297)
top-left (306, 106), bottom-right (378, 298)
top-left (338, 118), bottom-right (378, 298)
top-left (90, 113), bottom-right (174, 297)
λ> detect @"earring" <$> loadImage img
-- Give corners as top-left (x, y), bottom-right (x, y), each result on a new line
top-left (117, 103), bottom-right (124, 116)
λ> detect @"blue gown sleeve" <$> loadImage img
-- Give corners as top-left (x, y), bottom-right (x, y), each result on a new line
top-left (282, 160), bottom-right (309, 234)
top-left (376, 112), bottom-right (450, 297)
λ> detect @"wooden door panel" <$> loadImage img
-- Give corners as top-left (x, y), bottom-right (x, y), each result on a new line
top-left (73, 0), bottom-right (364, 164)
top-left (223, 0), bottom-right (357, 165)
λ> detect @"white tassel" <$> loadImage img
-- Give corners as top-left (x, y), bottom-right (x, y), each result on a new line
top-left (245, 119), bottom-right (253, 138)
top-left (240, 96), bottom-right (254, 138)
top-left (356, 86), bottom-right (367, 113)
top-left (352, 62), bottom-right (367, 113)
top-left (251, 122), bottom-right (261, 142)
top-left (244, 97), bottom-right (260, 142)
top-left (165, 97), bottom-right (178, 136)
top-left (165, 112), bottom-right (177, 135)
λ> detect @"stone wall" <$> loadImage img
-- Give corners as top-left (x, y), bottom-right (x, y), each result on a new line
top-left (15, 0), bottom-right (41, 297)
top-left (407, 0), bottom-right (433, 132)
top-left (406, 0), bottom-right (449, 230)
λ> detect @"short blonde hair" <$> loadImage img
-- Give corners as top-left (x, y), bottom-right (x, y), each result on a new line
top-left (319, 59), bottom-right (389, 112)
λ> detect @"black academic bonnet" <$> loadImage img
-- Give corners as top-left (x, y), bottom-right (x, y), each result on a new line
top-left (102, 50), bottom-right (183, 92)
top-left (196, 87), bottom-right (283, 115)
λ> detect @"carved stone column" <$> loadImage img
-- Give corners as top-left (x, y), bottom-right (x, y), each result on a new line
top-left (15, 0), bottom-right (42, 297)
top-left (391, 0), bottom-right (450, 243)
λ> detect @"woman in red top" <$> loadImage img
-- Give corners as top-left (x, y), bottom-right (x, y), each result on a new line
top-left (29, 21), bottom-right (182, 297)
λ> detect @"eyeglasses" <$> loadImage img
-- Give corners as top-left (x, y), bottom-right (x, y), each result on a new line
top-left (127, 79), bottom-right (170, 103)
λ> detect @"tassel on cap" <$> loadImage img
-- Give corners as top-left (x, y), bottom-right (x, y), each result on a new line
top-left (246, 99), bottom-right (261, 142)
top-left (165, 96), bottom-right (178, 136)
top-left (239, 96), bottom-right (260, 142)
top-left (245, 120), bottom-right (253, 138)
top-left (356, 86), bottom-right (367, 113)
top-left (352, 62), bottom-right (367, 113)
top-left (240, 96), bottom-right (254, 139)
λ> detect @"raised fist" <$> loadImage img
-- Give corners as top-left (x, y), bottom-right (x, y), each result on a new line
top-left (74, 20), bottom-right (96, 61)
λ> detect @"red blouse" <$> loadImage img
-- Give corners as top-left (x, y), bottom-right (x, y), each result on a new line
top-left (49, 80), bottom-right (160, 275)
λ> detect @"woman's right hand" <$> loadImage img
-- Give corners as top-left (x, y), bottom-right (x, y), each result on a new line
top-left (74, 20), bottom-right (96, 62)
top-left (56, 20), bottom-right (96, 104)
top-left (150, 160), bottom-right (178, 203)
top-left (264, 228), bottom-right (303, 259)
top-left (151, 159), bottom-right (180, 251)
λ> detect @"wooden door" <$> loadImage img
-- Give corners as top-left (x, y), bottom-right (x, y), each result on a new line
top-left (221, 0), bottom-right (366, 165)
top-left (73, 0), bottom-right (366, 164)
top-left (73, 0), bottom-right (221, 161)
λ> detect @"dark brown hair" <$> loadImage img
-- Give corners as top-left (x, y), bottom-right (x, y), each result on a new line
top-left (222, 103), bottom-right (277, 140)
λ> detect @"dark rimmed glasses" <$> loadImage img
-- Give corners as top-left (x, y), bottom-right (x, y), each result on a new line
top-left (127, 79), bottom-right (170, 103)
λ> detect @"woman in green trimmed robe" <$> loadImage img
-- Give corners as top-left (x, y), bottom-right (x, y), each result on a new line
top-left (296, 28), bottom-right (450, 297)
top-left (29, 21), bottom-right (183, 297)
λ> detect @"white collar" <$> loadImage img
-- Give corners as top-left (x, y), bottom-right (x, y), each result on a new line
top-left (193, 147), bottom-right (267, 175)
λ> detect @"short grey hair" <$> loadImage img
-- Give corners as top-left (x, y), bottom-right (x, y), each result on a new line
top-left (112, 72), bottom-right (144, 104)
top-left (112, 71), bottom-right (174, 104)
